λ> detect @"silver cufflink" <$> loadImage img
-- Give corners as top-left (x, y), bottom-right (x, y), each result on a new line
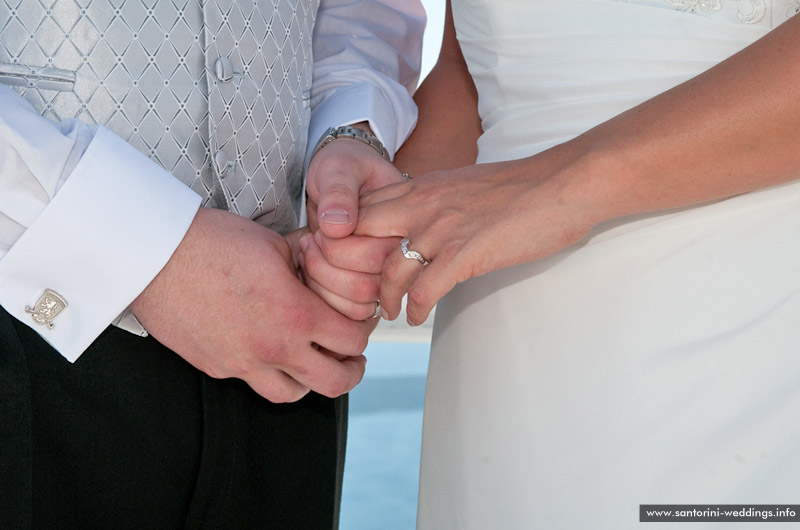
top-left (25, 289), bottom-right (68, 329)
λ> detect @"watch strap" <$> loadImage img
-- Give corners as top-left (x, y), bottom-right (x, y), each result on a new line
top-left (311, 125), bottom-right (391, 162)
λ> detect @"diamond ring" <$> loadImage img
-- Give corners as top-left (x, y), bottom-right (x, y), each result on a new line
top-left (400, 238), bottom-right (429, 266)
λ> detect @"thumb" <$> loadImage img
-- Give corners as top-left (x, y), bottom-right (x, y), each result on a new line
top-left (309, 138), bottom-right (402, 238)
top-left (312, 164), bottom-right (361, 239)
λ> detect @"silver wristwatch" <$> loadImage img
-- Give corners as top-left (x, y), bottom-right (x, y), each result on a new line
top-left (311, 125), bottom-right (390, 161)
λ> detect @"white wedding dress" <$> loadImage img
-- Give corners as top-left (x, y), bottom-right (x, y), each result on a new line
top-left (417, 1), bottom-right (800, 529)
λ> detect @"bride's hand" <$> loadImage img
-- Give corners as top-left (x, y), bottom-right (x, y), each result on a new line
top-left (355, 156), bottom-right (596, 325)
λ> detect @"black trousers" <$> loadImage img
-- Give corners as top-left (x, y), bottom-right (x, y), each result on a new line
top-left (0, 307), bottom-right (346, 530)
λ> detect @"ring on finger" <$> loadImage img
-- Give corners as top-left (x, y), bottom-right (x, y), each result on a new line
top-left (370, 300), bottom-right (382, 319)
top-left (400, 238), bottom-right (429, 266)
top-left (401, 172), bottom-right (411, 182)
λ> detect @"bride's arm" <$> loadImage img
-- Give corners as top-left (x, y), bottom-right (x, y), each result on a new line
top-left (568, 13), bottom-right (800, 225)
top-left (394, 0), bottom-right (482, 176)
top-left (356, 13), bottom-right (800, 324)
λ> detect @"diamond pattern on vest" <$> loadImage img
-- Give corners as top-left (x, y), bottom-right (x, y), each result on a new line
top-left (204, 0), bottom-right (317, 232)
top-left (0, 0), bottom-right (318, 233)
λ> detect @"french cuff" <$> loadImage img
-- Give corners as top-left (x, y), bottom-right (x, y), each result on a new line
top-left (0, 126), bottom-right (201, 362)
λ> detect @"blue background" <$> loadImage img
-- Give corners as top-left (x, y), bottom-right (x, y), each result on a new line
top-left (340, 341), bottom-right (430, 530)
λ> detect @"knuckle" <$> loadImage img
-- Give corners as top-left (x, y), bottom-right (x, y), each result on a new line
top-left (287, 386), bottom-right (311, 403)
top-left (255, 340), bottom-right (287, 366)
top-left (289, 359), bottom-right (310, 379)
top-left (245, 327), bottom-right (298, 367)
top-left (412, 182), bottom-right (445, 209)
top-left (206, 347), bottom-right (255, 380)
top-left (267, 387), bottom-right (292, 403)
top-left (271, 385), bottom-right (309, 404)
top-left (323, 374), bottom-right (353, 398)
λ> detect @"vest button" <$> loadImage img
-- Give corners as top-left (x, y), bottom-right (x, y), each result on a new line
top-left (214, 151), bottom-right (229, 176)
top-left (214, 57), bottom-right (235, 83)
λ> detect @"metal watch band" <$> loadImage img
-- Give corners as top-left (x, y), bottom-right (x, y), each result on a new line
top-left (311, 125), bottom-right (391, 162)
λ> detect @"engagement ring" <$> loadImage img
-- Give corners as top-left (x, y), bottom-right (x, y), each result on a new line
top-left (401, 238), bottom-right (429, 266)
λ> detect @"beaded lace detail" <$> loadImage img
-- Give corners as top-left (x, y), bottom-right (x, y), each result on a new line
top-left (664, 0), bottom-right (767, 23)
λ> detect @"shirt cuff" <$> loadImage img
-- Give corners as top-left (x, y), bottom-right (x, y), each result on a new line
top-left (0, 126), bottom-right (201, 362)
top-left (308, 81), bottom-right (417, 161)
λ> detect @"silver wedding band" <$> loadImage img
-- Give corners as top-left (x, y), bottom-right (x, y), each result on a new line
top-left (370, 300), bottom-right (382, 319)
top-left (401, 238), bottom-right (429, 266)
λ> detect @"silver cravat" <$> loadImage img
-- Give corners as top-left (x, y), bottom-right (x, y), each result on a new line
top-left (0, 0), bottom-right (320, 234)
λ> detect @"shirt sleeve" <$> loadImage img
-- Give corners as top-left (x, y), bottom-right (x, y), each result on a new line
top-left (309, 0), bottom-right (426, 158)
top-left (0, 85), bottom-right (201, 362)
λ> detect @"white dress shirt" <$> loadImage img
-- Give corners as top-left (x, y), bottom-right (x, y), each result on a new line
top-left (0, 0), bottom-right (424, 362)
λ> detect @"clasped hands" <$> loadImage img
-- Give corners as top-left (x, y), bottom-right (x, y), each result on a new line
top-left (132, 132), bottom-right (594, 404)
top-left (129, 138), bottom-right (398, 404)
top-left (302, 142), bottom-right (597, 336)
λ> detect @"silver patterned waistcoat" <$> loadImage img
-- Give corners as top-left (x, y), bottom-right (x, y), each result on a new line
top-left (0, 0), bottom-right (321, 234)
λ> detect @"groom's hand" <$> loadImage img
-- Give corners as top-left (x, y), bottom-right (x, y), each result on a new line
top-left (306, 122), bottom-right (405, 239)
top-left (290, 229), bottom-right (399, 321)
top-left (130, 207), bottom-right (369, 403)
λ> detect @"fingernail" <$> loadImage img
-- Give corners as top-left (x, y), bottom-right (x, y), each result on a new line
top-left (321, 210), bottom-right (351, 225)
top-left (299, 234), bottom-right (309, 252)
top-left (407, 317), bottom-right (418, 327)
top-left (382, 308), bottom-right (390, 320)
top-left (314, 231), bottom-right (323, 246)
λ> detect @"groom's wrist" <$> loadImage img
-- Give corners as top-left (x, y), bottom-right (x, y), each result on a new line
top-left (311, 124), bottom-right (390, 163)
